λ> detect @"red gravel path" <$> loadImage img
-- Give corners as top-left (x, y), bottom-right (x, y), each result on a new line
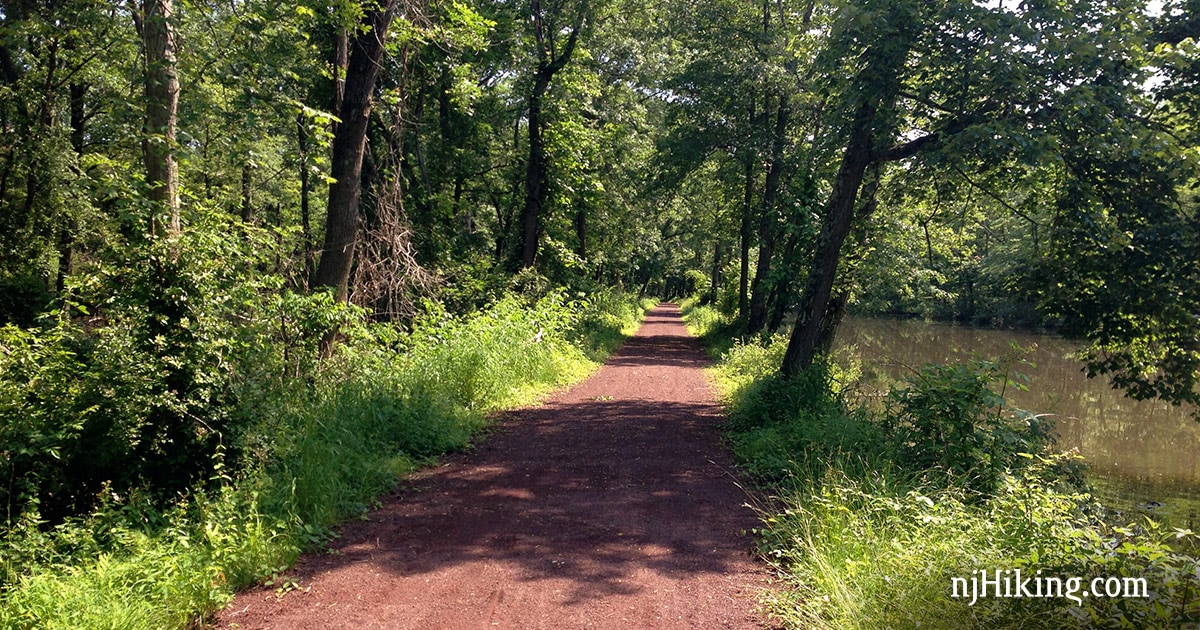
top-left (217, 304), bottom-right (770, 629)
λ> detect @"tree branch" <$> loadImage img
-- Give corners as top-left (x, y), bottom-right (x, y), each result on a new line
top-left (951, 165), bottom-right (1042, 228)
top-left (872, 131), bottom-right (941, 162)
top-left (898, 90), bottom-right (957, 115)
top-left (546, 21), bottom-right (582, 75)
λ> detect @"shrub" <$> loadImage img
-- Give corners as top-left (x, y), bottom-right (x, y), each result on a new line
top-left (1, 281), bottom-right (645, 628)
top-left (0, 221), bottom-right (358, 526)
top-left (884, 360), bottom-right (1055, 494)
top-left (680, 301), bottom-right (726, 338)
top-left (569, 287), bottom-right (645, 360)
top-left (706, 330), bottom-right (1199, 629)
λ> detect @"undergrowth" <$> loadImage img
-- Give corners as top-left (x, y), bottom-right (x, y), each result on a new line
top-left (1, 278), bottom-right (646, 629)
top-left (679, 299), bottom-right (738, 357)
top-left (685, 309), bottom-right (1200, 629)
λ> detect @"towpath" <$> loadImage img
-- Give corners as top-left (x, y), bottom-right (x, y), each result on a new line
top-left (218, 304), bottom-right (768, 629)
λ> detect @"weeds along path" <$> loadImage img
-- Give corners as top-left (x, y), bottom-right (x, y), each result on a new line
top-left (218, 304), bottom-right (769, 630)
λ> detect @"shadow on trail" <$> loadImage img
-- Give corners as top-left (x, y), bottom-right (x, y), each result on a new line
top-left (302, 397), bottom-right (752, 606)
top-left (598, 309), bottom-right (712, 370)
top-left (603, 337), bottom-right (712, 370)
top-left (280, 305), bottom-right (758, 609)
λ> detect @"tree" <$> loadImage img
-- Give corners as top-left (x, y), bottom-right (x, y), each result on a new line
top-left (778, 0), bottom-right (922, 373)
top-left (137, 0), bottom-right (180, 236)
top-left (777, 0), bottom-right (1192, 384)
top-left (312, 0), bottom-right (401, 301)
top-left (0, 0), bottom-right (128, 302)
top-left (516, 0), bottom-right (589, 268)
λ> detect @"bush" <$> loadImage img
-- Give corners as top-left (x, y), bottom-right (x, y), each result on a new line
top-left (705, 332), bottom-right (1199, 629)
top-left (1, 225), bottom-right (646, 628)
top-left (569, 287), bottom-right (646, 360)
top-left (884, 360), bottom-right (1056, 495)
top-left (680, 300), bottom-right (725, 338)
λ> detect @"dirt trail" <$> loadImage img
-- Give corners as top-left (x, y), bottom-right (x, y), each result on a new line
top-left (218, 304), bottom-right (770, 629)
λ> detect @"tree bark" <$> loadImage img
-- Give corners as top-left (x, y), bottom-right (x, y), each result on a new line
top-left (575, 206), bottom-right (587, 261)
top-left (69, 82), bottom-right (87, 154)
top-left (780, 98), bottom-right (881, 375)
top-left (710, 240), bottom-right (722, 303)
top-left (240, 160), bottom-right (254, 223)
top-left (58, 82), bottom-right (88, 292)
top-left (746, 99), bottom-right (790, 334)
top-left (297, 116), bottom-right (314, 284)
top-left (738, 153), bottom-right (754, 319)
top-left (812, 290), bottom-right (847, 354)
top-left (517, 0), bottom-right (583, 268)
top-left (332, 26), bottom-right (348, 128)
top-left (312, 1), bottom-right (399, 301)
top-left (520, 74), bottom-right (551, 267)
top-left (737, 95), bottom-right (757, 319)
top-left (141, 0), bottom-right (180, 237)
top-left (765, 231), bottom-right (801, 333)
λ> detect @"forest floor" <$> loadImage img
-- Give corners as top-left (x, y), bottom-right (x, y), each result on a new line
top-left (216, 304), bottom-right (772, 630)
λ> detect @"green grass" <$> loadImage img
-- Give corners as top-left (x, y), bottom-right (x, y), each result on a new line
top-left (0, 290), bottom-right (648, 629)
top-left (690, 316), bottom-right (1200, 630)
top-left (678, 299), bottom-right (741, 359)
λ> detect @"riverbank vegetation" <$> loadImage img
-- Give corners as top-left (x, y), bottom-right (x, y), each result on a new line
top-left (683, 301), bottom-right (1200, 629)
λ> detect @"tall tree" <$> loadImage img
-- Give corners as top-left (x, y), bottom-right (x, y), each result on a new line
top-left (312, 0), bottom-right (401, 301)
top-left (138, 0), bottom-right (180, 236)
top-left (745, 97), bottom-right (790, 333)
top-left (779, 0), bottom-right (1181, 379)
top-left (517, 0), bottom-right (588, 268)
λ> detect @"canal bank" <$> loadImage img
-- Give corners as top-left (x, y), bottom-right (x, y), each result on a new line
top-left (834, 316), bottom-right (1200, 528)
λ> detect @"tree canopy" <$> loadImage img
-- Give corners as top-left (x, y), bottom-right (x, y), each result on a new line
top-left (0, 0), bottom-right (1196, 406)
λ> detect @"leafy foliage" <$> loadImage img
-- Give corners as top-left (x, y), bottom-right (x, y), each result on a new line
top-left (1, 277), bottom-right (645, 627)
top-left (2, 0), bottom-right (1199, 625)
top-left (885, 360), bottom-right (1055, 494)
top-left (704, 328), bottom-right (1198, 629)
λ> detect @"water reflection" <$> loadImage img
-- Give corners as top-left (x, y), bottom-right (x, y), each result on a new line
top-left (834, 316), bottom-right (1200, 523)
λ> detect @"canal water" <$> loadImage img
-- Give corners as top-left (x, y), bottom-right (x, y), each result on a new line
top-left (833, 316), bottom-right (1200, 527)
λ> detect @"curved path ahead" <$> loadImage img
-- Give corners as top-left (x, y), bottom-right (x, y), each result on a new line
top-left (219, 304), bottom-right (768, 629)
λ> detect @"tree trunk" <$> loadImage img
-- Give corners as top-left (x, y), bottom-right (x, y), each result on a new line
top-left (333, 26), bottom-right (348, 127)
top-left (69, 82), bottom-right (86, 154)
top-left (575, 206), bottom-right (587, 261)
top-left (141, 0), bottom-right (180, 237)
top-left (58, 82), bottom-right (88, 292)
top-left (710, 240), bottom-right (722, 303)
top-left (780, 98), bottom-right (880, 376)
top-left (778, 1), bottom-right (920, 377)
top-left (312, 1), bottom-right (399, 301)
top-left (519, 74), bottom-right (551, 268)
top-left (738, 154), bottom-right (753, 319)
top-left (765, 232), bottom-right (801, 333)
top-left (517, 0), bottom-right (584, 269)
top-left (297, 116), bottom-right (314, 284)
top-left (813, 290), bottom-right (848, 355)
top-left (240, 160), bottom-right (254, 223)
top-left (746, 99), bottom-right (790, 334)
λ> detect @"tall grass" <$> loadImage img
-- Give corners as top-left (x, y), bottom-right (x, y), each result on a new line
top-left (0, 290), bottom-right (646, 629)
top-left (679, 298), bottom-right (725, 338)
top-left (690, 316), bottom-right (1200, 630)
top-left (678, 299), bottom-right (742, 359)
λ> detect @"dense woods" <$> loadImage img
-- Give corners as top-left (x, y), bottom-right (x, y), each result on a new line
top-left (1, 0), bottom-right (1197, 626)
